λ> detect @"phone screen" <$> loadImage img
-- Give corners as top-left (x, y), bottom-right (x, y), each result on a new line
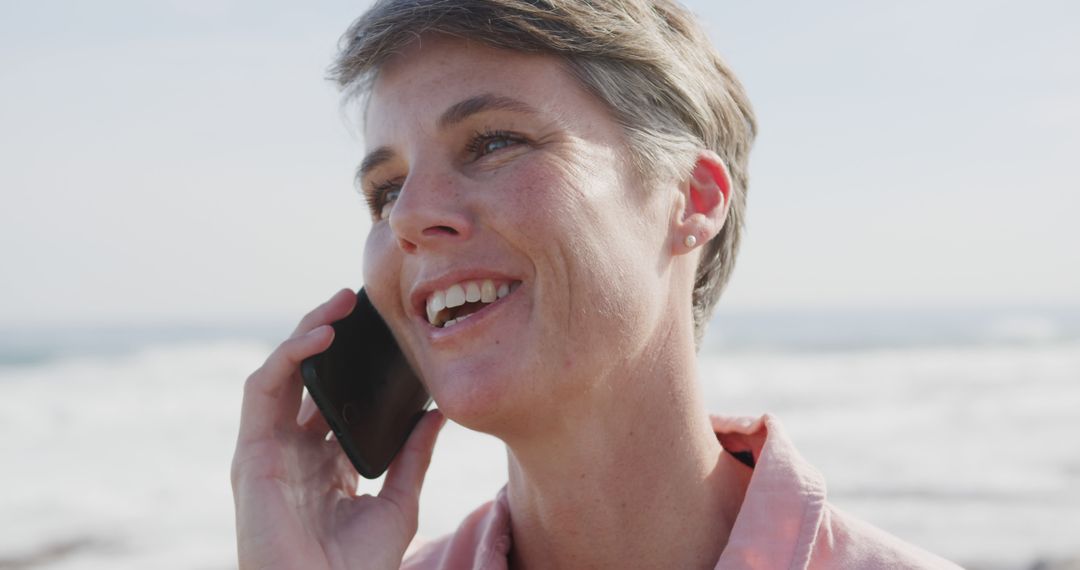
top-left (300, 288), bottom-right (431, 479)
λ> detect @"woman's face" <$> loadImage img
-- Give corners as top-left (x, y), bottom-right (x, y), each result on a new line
top-left (360, 37), bottom-right (678, 432)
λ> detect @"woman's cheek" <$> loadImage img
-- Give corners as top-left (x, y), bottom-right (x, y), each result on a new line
top-left (362, 226), bottom-right (403, 313)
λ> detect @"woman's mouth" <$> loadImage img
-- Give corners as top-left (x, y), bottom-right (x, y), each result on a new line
top-left (425, 279), bottom-right (521, 328)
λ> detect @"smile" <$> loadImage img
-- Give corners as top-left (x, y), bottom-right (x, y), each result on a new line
top-left (426, 279), bottom-right (521, 328)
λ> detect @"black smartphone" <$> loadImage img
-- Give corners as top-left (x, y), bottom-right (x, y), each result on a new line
top-left (300, 288), bottom-right (431, 479)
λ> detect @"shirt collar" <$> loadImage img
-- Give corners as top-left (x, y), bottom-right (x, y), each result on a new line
top-left (712, 413), bottom-right (828, 569)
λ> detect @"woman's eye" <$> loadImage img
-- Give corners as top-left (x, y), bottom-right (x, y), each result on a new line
top-left (366, 182), bottom-right (401, 221)
top-left (467, 130), bottom-right (524, 158)
top-left (482, 137), bottom-right (512, 154)
top-left (379, 188), bottom-right (400, 220)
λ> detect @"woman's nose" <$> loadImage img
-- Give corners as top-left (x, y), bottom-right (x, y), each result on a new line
top-left (387, 172), bottom-right (472, 254)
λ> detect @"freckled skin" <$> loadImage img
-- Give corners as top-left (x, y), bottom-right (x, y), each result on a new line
top-left (233, 35), bottom-right (738, 570)
top-left (360, 36), bottom-right (677, 438)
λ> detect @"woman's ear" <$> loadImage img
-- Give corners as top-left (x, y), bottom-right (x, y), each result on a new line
top-left (673, 150), bottom-right (731, 254)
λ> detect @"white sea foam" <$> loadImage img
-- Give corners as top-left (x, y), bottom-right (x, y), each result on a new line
top-left (1, 337), bottom-right (1078, 568)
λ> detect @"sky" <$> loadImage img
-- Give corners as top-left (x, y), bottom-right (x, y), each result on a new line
top-left (1, 0), bottom-right (1078, 327)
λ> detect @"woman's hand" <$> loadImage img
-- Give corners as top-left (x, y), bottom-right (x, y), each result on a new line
top-left (231, 289), bottom-right (446, 570)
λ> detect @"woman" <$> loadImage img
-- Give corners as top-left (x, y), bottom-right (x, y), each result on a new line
top-left (232, 1), bottom-right (962, 568)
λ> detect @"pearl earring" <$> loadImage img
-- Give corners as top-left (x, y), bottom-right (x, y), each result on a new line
top-left (684, 235), bottom-right (697, 248)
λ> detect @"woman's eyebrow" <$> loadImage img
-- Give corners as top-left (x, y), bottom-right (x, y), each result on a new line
top-left (356, 93), bottom-right (539, 181)
top-left (437, 93), bottom-right (538, 129)
top-left (356, 146), bottom-right (395, 187)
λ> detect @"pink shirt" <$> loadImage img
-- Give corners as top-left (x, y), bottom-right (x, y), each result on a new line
top-left (404, 413), bottom-right (963, 569)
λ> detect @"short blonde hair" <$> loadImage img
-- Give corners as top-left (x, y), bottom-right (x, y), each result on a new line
top-left (331, 0), bottom-right (756, 344)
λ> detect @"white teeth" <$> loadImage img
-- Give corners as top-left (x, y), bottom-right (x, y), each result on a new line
top-left (425, 279), bottom-right (521, 326)
top-left (465, 281), bottom-right (481, 303)
top-left (442, 312), bottom-right (475, 329)
top-left (426, 290), bottom-right (446, 326)
top-left (445, 284), bottom-right (466, 308)
top-left (480, 280), bottom-right (496, 302)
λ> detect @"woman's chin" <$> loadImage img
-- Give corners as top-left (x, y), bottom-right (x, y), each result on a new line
top-left (425, 368), bottom-right (530, 436)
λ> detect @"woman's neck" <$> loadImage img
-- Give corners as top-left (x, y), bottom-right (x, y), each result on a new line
top-left (501, 333), bottom-right (749, 570)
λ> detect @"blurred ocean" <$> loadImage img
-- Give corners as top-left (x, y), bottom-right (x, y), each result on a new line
top-left (1, 306), bottom-right (1078, 569)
